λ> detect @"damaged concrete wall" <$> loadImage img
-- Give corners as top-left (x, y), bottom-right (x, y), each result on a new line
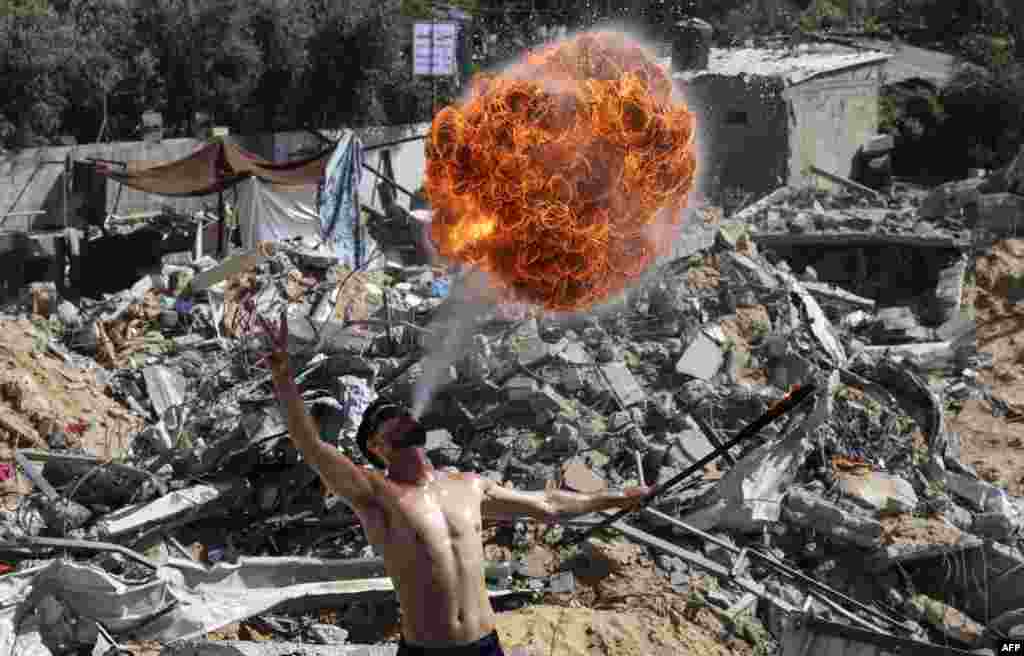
top-left (785, 63), bottom-right (884, 189)
top-left (766, 241), bottom-right (963, 316)
top-left (0, 139), bottom-right (207, 231)
top-left (680, 75), bottom-right (790, 200)
top-left (0, 123), bottom-right (431, 233)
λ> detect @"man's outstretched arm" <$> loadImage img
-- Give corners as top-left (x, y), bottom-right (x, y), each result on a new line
top-left (479, 478), bottom-right (649, 522)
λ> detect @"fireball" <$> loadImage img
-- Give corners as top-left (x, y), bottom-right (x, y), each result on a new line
top-left (425, 31), bottom-right (698, 312)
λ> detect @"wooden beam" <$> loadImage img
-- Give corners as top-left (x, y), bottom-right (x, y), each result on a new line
top-left (192, 243), bottom-right (276, 292)
top-left (810, 165), bottom-right (883, 201)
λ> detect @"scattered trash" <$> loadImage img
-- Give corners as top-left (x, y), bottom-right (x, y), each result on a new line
top-left (0, 155), bottom-right (1021, 656)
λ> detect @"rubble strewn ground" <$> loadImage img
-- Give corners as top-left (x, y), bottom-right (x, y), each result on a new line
top-left (2, 169), bottom-right (1024, 655)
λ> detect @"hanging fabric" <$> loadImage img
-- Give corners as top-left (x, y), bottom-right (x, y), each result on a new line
top-left (318, 131), bottom-right (366, 269)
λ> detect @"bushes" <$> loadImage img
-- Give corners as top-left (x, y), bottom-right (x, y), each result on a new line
top-left (940, 61), bottom-right (1024, 173)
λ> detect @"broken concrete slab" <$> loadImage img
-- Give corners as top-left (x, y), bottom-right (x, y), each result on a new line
top-left (555, 341), bottom-right (592, 366)
top-left (674, 332), bottom-right (724, 380)
top-left (862, 340), bottom-right (974, 372)
top-left (867, 537), bottom-right (984, 574)
top-left (192, 245), bottom-right (275, 293)
top-left (943, 471), bottom-right (1018, 515)
top-left (778, 271), bottom-right (847, 367)
top-left (530, 384), bottom-right (578, 422)
top-left (863, 133), bottom-right (895, 156)
top-left (971, 512), bottom-right (1019, 542)
top-left (97, 480), bottom-right (247, 539)
top-left (599, 362), bottom-right (645, 407)
top-left (682, 375), bottom-right (835, 533)
top-left (719, 252), bottom-right (779, 290)
top-left (933, 253), bottom-right (968, 324)
top-left (919, 177), bottom-right (986, 220)
top-left (972, 193), bottom-right (1024, 236)
top-left (664, 419), bottom-right (717, 468)
top-left (143, 365), bottom-right (188, 417)
top-left (782, 487), bottom-right (883, 549)
top-left (801, 281), bottom-right (876, 313)
top-left (163, 641), bottom-right (397, 656)
top-left (838, 471), bottom-right (918, 514)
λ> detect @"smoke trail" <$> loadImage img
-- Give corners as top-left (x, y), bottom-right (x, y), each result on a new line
top-left (411, 267), bottom-right (498, 419)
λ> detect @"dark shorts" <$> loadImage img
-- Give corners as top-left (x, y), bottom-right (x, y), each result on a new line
top-left (397, 630), bottom-right (505, 656)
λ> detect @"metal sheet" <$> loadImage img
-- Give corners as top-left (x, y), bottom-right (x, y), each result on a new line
top-left (781, 617), bottom-right (976, 656)
top-left (0, 557), bottom-right (526, 649)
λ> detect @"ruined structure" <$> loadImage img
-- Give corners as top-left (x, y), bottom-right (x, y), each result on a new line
top-left (673, 43), bottom-right (891, 198)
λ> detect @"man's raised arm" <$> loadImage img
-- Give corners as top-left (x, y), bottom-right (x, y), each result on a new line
top-left (271, 362), bottom-right (376, 509)
top-left (260, 309), bottom-right (376, 511)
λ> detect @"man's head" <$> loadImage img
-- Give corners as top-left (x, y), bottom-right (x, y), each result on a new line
top-left (355, 399), bottom-right (427, 469)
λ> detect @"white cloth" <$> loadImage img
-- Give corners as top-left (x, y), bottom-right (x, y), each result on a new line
top-left (236, 177), bottom-right (322, 250)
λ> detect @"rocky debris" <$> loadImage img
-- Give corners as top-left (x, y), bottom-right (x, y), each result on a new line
top-left (0, 177), bottom-right (1022, 656)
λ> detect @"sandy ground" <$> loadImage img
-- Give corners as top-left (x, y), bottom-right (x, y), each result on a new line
top-left (880, 514), bottom-right (963, 546)
top-left (949, 239), bottom-right (1024, 496)
top-left (0, 318), bottom-right (143, 510)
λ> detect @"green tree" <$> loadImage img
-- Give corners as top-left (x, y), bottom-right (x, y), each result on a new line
top-left (0, 0), bottom-right (125, 146)
top-left (940, 61), bottom-right (1024, 173)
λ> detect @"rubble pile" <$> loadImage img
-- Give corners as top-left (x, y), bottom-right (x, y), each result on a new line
top-left (0, 174), bottom-right (1023, 655)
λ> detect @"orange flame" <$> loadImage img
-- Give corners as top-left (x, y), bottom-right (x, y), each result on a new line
top-left (425, 31), bottom-right (698, 311)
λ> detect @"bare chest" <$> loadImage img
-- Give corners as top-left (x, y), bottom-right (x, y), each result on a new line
top-left (363, 477), bottom-right (484, 549)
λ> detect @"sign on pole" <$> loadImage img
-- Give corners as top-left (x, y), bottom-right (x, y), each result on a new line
top-left (413, 22), bottom-right (458, 76)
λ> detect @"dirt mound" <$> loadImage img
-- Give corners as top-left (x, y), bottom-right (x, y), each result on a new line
top-left (0, 318), bottom-right (142, 509)
top-left (949, 239), bottom-right (1024, 495)
top-left (972, 239), bottom-right (1024, 402)
top-left (495, 603), bottom-right (744, 656)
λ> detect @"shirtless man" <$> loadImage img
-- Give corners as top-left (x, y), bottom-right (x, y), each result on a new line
top-left (261, 311), bottom-right (650, 655)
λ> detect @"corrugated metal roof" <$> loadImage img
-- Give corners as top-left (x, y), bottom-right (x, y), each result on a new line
top-left (670, 44), bottom-right (891, 86)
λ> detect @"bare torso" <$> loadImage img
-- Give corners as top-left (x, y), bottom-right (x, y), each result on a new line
top-left (356, 470), bottom-right (494, 647)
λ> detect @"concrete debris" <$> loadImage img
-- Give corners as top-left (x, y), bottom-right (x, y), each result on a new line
top-left (164, 642), bottom-right (395, 656)
top-left (0, 172), bottom-right (1020, 656)
top-left (837, 471), bottom-right (918, 514)
top-left (783, 487), bottom-right (883, 548)
top-left (674, 331), bottom-right (724, 380)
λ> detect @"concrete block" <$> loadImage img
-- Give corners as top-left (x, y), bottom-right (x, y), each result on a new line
top-left (838, 471), bottom-right (918, 514)
top-left (600, 362), bottom-right (645, 407)
top-left (974, 193), bottom-right (1024, 235)
top-left (675, 332), bottom-right (724, 380)
top-left (163, 641), bottom-right (396, 656)
top-left (863, 133), bottom-right (895, 156)
top-left (783, 488), bottom-right (883, 548)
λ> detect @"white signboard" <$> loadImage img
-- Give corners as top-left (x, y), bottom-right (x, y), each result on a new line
top-left (413, 22), bottom-right (458, 76)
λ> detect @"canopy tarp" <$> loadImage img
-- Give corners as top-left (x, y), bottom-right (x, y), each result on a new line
top-left (97, 139), bottom-right (333, 197)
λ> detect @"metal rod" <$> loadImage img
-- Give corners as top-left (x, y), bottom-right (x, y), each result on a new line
top-left (689, 412), bottom-right (736, 466)
top-left (565, 383), bottom-right (819, 544)
top-left (361, 163), bottom-right (417, 201)
top-left (365, 134), bottom-right (427, 152)
top-left (0, 536), bottom-right (158, 570)
top-left (645, 508), bottom-right (908, 629)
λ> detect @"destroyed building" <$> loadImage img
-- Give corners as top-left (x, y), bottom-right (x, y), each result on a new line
top-left (2, 27), bottom-right (1024, 656)
top-left (674, 43), bottom-right (891, 198)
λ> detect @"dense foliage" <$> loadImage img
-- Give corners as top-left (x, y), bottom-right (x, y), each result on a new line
top-left (1, 0), bottom-right (1021, 166)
